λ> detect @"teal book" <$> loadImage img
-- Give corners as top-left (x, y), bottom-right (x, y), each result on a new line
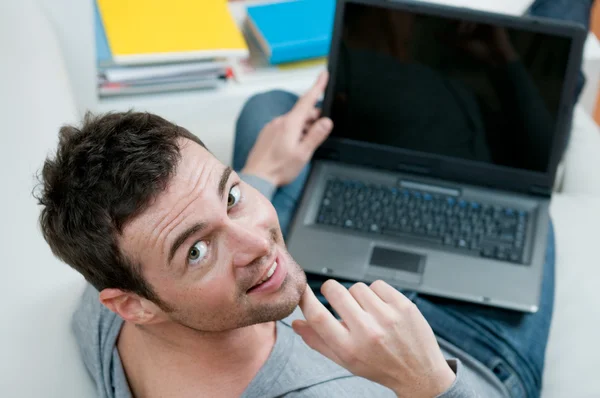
top-left (94, 1), bottom-right (113, 67)
top-left (246, 0), bottom-right (335, 65)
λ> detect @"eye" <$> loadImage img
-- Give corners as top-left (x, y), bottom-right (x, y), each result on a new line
top-left (227, 185), bottom-right (241, 209)
top-left (188, 241), bottom-right (208, 265)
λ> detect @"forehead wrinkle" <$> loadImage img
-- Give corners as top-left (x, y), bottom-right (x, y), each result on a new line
top-left (151, 165), bottom-right (213, 260)
top-left (120, 141), bottom-right (221, 274)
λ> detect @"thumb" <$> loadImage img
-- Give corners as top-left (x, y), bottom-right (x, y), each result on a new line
top-left (292, 320), bottom-right (344, 366)
top-left (302, 117), bottom-right (333, 153)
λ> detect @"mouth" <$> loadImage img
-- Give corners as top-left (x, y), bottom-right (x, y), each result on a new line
top-left (247, 260), bottom-right (278, 291)
top-left (246, 254), bottom-right (287, 294)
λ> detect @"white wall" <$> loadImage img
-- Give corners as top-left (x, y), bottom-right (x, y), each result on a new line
top-left (35, 0), bottom-right (97, 115)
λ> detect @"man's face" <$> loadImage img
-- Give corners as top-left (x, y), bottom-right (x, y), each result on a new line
top-left (120, 138), bottom-right (306, 332)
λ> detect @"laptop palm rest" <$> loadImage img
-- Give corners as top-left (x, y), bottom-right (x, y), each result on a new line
top-left (367, 246), bottom-right (425, 286)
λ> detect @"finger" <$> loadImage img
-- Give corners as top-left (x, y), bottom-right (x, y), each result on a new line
top-left (369, 280), bottom-right (413, 307)
top-left (289, 71), bottom-right (328, 121)
top-left (321, 279), bottom-right (367, 330)
top-left (301, 117), bottom-right (333, 152)
top-left (292, 320), bottom-right (345, 366)
top-left (348, 282), bottom-right (390, 316)
top-left (307, 108), bottom-right (321, 123)
top-left (299, 284), bottom-right (350, 349)
top-left (293, 317), bottom-right (349, 333)
top-left (303, 108), bottom-right (321, 133)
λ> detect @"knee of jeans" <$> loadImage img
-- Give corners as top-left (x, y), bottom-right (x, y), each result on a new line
top-left (236, 90), bottom-right (298, 131)
top-left (528, 0), bottom-right (593, 23)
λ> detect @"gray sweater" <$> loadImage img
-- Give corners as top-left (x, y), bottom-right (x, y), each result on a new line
top-left (70, 175), bottom-right (510, 397)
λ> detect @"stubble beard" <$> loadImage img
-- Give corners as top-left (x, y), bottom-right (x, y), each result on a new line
top-left (168, 247), bottom-right (307, 334)
top-left (244, 251), bottom-right (307, 326)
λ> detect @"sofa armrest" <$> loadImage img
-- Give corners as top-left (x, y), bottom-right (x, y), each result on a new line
top-left (1, 0), bottom-right (94, 396)
top-left (544, 194), bottom-right (600, 398)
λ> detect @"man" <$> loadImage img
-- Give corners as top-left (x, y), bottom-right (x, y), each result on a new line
top-left (36, 4), bottom-right (593, 397)
top-left (38, 73), bottom-right (472, 397)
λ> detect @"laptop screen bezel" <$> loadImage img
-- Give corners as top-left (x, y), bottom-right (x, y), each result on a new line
top-left (318, 0), bottom-right (587, 196)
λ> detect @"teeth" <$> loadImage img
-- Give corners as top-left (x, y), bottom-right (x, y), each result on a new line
top-left (258, 262), bottom-right (278, 285)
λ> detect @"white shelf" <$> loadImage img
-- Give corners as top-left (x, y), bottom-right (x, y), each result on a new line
top-left (96, 72), bottom-right (317, 112)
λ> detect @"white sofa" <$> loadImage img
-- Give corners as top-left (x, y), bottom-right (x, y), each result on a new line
top-left (1, 1), bottom-right (599, 397)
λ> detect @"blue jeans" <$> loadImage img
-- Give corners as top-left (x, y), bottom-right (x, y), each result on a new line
top-left (233, 4), bottom-right (590, 397)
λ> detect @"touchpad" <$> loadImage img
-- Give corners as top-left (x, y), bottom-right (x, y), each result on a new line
top-left (368, 246), bottom-right (425, 285)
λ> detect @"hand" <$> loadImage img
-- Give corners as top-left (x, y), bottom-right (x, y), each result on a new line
top-left (292, 280), bottom-right (456, 398)
top-left (241, 71), bottom-right (333, 186)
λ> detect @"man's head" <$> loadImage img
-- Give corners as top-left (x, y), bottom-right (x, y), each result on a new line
top-left (37, 111), bottom-right (306, 332)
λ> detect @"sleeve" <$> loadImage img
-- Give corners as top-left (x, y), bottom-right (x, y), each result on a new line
top-left (240, 173), bottom-right (277, 202)
top-left (436, 360), bottom-right (480, 398)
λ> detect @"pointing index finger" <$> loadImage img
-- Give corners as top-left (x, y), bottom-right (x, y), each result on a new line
top-left (289, 71), bottom-right (329, 121)
top-left (298, 283), bottom-right (349, 347)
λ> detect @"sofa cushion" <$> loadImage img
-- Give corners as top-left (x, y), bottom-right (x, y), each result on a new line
top-left (543, 194), bottom-right (600, 398)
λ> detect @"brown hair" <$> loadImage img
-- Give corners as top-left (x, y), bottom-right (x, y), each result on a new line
top-left (35, 111), bottom-right (206, 309)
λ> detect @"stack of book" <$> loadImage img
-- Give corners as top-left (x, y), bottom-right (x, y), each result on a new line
top-left (95, 0), bottom-right (248, 98)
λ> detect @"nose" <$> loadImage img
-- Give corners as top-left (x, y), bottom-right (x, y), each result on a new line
top-left (228, 221), bottom-right (271, 268)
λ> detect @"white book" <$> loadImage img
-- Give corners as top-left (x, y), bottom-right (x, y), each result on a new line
top-left (100, 62), bottom-right (228, 83)
top-left (99, 79), bottom-right (225, 98)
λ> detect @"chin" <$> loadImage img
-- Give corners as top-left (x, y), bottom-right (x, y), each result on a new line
top-left (274, 274), bottom-right (308, 320)
top-left (249, 265), bottom-right (307, 325)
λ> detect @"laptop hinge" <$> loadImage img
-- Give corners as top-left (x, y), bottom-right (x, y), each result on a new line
top-left (528, 185), bottom-right (552, 197)
top-left (399, 180), bottom-right (461, 197)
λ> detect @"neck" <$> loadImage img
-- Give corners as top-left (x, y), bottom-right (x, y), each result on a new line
top-left (118, 320), bottom-right (277, 397)
top-left (142, 320), bottom-right (276, 364)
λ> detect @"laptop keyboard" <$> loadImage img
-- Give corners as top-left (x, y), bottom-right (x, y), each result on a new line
top-left (316, 178), bottom-right (529, 264)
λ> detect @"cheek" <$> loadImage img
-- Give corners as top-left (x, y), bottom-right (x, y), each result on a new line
top-left (170, 273), bottom-right (238, 312)
top-left (259, 192), bottom-right (279, 221)
top-left (244, 187), bottom-right (280, 226)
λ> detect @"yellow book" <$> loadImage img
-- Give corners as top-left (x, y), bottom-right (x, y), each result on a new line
top-left (97, 0), bottom-right (248, 65)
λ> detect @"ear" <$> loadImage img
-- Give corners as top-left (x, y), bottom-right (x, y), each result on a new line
top-left (99, 288), bottom-right (165, 325)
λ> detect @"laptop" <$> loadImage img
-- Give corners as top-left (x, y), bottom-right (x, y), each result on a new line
top-left (286, 0), bottom-right (586, 312)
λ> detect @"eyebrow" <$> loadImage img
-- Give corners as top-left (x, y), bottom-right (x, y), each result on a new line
top-left (167, 166), bottom-right (233, 265)
top-left (218, 166), bottom-right (233, 200)
top-left (168, 222), bottom-right (207, 265)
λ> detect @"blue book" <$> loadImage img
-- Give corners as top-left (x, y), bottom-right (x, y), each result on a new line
top-left (246, 0), bottom-right (335, 65)
top-left (94, 1), bottom-right (113, 67)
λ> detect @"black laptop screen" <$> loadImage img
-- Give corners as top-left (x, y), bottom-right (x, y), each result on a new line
top-left (328, 2), bottom-right (573, 173)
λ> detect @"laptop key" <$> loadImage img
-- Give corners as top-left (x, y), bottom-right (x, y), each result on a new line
top-left (482, 246), bottom-right (496, 258)
top-left (316, 178), bottom-right (529, 265)
top-left (509, 251), bottom-right (521, 263)
top-left (381, 228), bottom-right (442, 245)
top-left (496, 250), bottom-right (508, 261)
